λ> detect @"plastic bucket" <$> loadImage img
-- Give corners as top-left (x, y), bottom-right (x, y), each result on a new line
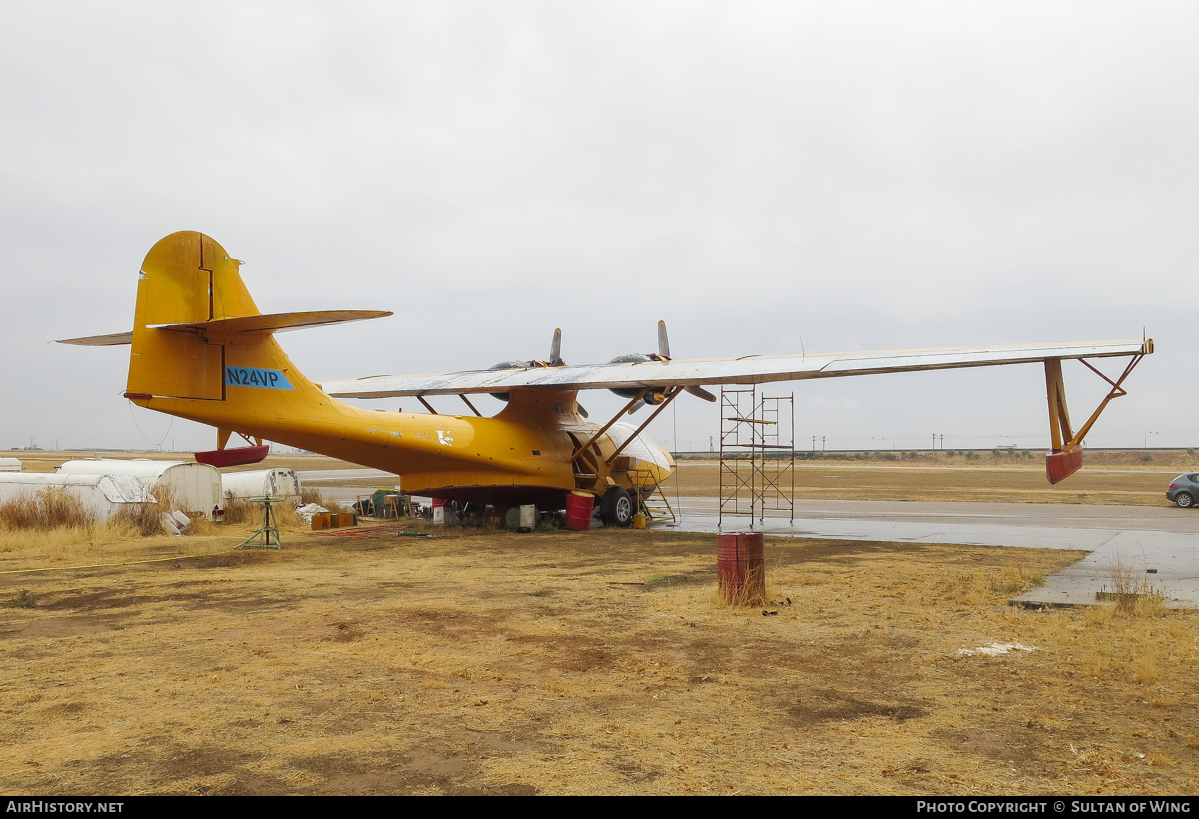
top-left (564, 491), bottom-right (594, 531)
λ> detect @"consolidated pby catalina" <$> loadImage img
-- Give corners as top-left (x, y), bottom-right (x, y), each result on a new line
top-left (61, 232), bottom-right (1152, 526)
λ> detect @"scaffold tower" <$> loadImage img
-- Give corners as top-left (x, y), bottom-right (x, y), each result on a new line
top-left (718, 386), bottom-right (795, 528)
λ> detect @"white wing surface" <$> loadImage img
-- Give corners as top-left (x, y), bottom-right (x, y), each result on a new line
top-left (322, 339), bottom-right (1152, 399)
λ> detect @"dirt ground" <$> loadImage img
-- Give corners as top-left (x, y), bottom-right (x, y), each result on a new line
top-left (2, 523), bottom-right (1196, 795)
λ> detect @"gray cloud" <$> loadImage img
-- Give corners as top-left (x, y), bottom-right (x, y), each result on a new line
top-left (2, 1), bottom-right (1195, 452)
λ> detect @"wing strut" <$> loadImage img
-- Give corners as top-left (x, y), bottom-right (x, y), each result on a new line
top-left (569, 390), bottom-right (648, 463)
top-left (1044, 350), bottom-right (1148, 484)
top-left (605, 386), bottom-right (684, 466)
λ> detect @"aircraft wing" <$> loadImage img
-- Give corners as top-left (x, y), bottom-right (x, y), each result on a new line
top-left (322, 339), bottom-right (1152, 398)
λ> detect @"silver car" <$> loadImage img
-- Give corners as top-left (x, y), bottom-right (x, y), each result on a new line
top-left (1167, 473), bottom-right (1199, 508)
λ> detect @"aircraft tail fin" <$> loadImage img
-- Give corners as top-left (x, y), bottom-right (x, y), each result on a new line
top-left (120, 232), bottom-right (389, 402)
top-left (107, 231), bottom-right (396, 456)
top-left (125, 232), bottom-right (259, 400)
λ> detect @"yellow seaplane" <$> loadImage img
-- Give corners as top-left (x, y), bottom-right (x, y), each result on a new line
top-left (61, 231), bottom-right (1152, 526)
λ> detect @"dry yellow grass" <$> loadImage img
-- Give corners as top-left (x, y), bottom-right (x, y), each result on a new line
top-left (0, 524), bottom-right (1196, 795)
top-left (662, 459), bottom-right (1178, 507)
top-left (0, 488), bottom-right (93, 530)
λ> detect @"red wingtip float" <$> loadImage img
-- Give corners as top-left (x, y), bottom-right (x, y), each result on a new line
top-left (1043, 347), bottom-right (1151, 484)
top-left (1045, 447), bottom-right (1085, 485)
top-left (194, 446), bottom-right (270, 468)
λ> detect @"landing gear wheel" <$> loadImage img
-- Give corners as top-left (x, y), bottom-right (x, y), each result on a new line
top-left (1177, 493), bottom-right (1194, 508)
top-left (601, 487), bottom-right (635, 528)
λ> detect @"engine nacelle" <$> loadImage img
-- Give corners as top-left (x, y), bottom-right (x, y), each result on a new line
top-left (488, 360), bottom-right (527, 401)
top-left (608, 354), bottom-right (667, 405)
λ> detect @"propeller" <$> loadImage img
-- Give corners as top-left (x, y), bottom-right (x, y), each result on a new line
top-left (609, 320), bottom-right (717, 411)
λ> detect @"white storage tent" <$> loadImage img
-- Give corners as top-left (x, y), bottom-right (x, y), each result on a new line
top-left (0, 473), bottom-right (153, 522)
top-left (57, 460), bottom-right (223, 519)
top-left (221, 468), bottom-right (302, 500)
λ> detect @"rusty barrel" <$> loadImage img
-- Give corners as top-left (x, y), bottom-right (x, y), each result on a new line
top-left (717, 531), bottom-right (765, 605)
top-left (564, 491), bottom-right (594, 531)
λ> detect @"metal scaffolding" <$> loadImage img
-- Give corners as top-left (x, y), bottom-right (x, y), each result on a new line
top-left (718, 386), bottom-right (795, 528)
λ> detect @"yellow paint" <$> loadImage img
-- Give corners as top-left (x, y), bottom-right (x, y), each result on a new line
top-left (122, 232), bottom-right (673, 505)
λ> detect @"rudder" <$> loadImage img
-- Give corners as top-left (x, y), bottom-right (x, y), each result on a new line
top-left (127, 232), bottom-right (259, 400)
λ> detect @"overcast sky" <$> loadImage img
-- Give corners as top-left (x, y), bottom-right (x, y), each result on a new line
top-left (2, 1), bottom-right (1196, 454)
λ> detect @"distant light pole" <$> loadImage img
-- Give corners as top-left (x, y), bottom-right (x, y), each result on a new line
top-left (821, 436), bottom-right (826, 452)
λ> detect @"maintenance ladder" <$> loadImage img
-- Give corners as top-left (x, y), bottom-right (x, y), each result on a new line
top-left (629, 465), bottom-right (677, 523)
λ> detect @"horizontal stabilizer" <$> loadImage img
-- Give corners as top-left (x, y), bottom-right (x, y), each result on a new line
top-left (58, 311), bottom-right (391, 346)
top-left (151, 310), bottom-right (392, 335)
top-left (57, 332), bottom-right (134, 346)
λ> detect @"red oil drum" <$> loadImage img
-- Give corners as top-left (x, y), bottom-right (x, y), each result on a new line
top-left (717, 531), bottom-right (765, 605)
top-left (564, 491), bottom-right (594, 531)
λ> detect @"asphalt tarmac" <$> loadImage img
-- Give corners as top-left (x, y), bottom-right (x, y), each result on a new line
top-left (668, 498), bottom-right (1199, 608)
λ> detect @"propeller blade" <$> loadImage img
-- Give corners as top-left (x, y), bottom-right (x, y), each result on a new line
top-left (657, 320), bottom-right (670, 359)
top-left (686, 385), bottom-right (717, 402)
top-left (577, 403), bottom-right (589, 418)
top-left (549, 328), bottom-right (562, 365)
